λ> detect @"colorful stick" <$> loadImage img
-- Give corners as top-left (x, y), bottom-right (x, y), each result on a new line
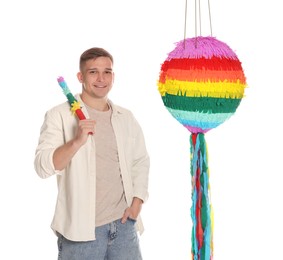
top-left (57, 76), bottom-right (93, 134)
top-left (57, 76), bottom-right (86, 120)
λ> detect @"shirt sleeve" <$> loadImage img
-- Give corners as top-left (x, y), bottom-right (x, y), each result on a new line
top-left (34, 109), bottom-right (65, 178)
top-left (131, 116), bottom-right (150, 203)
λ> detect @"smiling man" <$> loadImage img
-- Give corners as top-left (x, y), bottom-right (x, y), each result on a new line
top-left (34, 47), bottom-right (150, 260)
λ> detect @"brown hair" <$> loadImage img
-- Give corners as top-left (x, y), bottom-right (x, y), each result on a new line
top-left (79, 47), bottom-right (114, 71)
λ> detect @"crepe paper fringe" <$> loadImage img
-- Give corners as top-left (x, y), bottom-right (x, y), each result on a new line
top-left (57, 76), bottom-right (86, 120)
top-left (158, 80), bottom-right (245, 98)
top-left (160, 69), bottom-right (246, 84)
top-left (57, 76), bottom-right (77, 104)
top-left (70, 101), bottom-right (82, 115)
top-left (164, 105), bottom-right (235, 132)
top-left (163, 95), bottom-right (240, 133)
top-left (186, 126), bottom-right (211, 134)
top-left (167, 107), bottom-right (234, 124)
top-left (157, 36), bottom-right (247, 133)
top-left (161, 57), bottom-right (242, 71)
top-left (167, 36), bottom-right (239, 60)
top-left (156, 36), bottom-right (246, 258)
top-left (190, 133), bottom-right (213, 260)
top-left (162, 94), bottom-right (242, 113)
top-left (160, 58), bottom-right (245, 82)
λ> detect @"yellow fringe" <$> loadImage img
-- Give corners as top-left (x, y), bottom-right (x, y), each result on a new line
top-left (70, 101), bottom-right (81, 114)
top-left (158, 79), bottom-right (246, 98)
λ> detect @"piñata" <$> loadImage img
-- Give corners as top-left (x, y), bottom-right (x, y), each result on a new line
top-left (157, 36), bottom-right (247, 259)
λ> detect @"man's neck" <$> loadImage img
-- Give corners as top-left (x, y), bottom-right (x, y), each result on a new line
top-left (80, 94), bottom-right (109, 111)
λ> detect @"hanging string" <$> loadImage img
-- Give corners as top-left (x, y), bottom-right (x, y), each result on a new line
top-left (184, 0), bottom-right (214, 48)
top-left (198, 0), bottom-right (202, 36)
top-left (184, 0), bottom-right (188, 48)
top-left (208, 0), bottom-right (213, 36)
top-left (194, 0), bottom-right (197, 47)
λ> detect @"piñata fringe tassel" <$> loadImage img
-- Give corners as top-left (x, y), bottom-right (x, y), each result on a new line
top-left (190, 133), bottom-right (213, 260)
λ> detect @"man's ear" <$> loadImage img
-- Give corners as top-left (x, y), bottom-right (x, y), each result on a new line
top-left (77, 72), bottom-right (83, 83)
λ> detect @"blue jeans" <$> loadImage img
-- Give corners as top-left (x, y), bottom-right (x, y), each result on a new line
top-left (57, 218), bottom-right (142, 260)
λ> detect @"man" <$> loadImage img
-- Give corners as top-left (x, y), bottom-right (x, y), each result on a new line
top-left (34, 47), bottom-right (150, 259)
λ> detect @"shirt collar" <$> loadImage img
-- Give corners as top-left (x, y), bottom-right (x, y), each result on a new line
top-left (75, 94), bottom-right (122, 116)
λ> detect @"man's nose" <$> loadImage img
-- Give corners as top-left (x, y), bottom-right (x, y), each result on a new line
top-left (97, 73), bottom-right (104, 81)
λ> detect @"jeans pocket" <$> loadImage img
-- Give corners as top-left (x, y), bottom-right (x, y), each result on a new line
top-left (127, 217), bottom-right (137, 223)
top-left (57, 233), bottom-right (63, 259)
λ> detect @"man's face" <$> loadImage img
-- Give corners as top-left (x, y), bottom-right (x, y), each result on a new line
top-left (78, 56), bottom-right (114, 100)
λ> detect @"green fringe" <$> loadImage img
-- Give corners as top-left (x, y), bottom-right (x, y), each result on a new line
top-left (162, 93), bottom-right (241, 113)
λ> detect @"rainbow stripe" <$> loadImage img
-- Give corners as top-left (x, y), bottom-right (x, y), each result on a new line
top-left (57, 76), bottom-right (87, 121)
top-left (158, 36), bottom-right (247, 133)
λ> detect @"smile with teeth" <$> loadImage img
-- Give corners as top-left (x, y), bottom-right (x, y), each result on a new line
top-left (94, 85), bottom-right (107, 88)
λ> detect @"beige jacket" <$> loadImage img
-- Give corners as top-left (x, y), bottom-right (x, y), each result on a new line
top-left (34, 95), bottom-right (150, 241)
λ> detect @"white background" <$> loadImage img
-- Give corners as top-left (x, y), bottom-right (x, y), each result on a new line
top-left (1, 0), bottom-right (282, 259)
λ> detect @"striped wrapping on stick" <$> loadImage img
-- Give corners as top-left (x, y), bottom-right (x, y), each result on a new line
top-left (57, 76), bottom-right (86, 120)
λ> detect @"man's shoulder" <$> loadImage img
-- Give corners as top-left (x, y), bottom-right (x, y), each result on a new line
top-left (115, 104), bottom-right (132, 114)
top-left (109, 100), bottom-right (132, 115)
top-left (47, 101), bottom-right (72, 116)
